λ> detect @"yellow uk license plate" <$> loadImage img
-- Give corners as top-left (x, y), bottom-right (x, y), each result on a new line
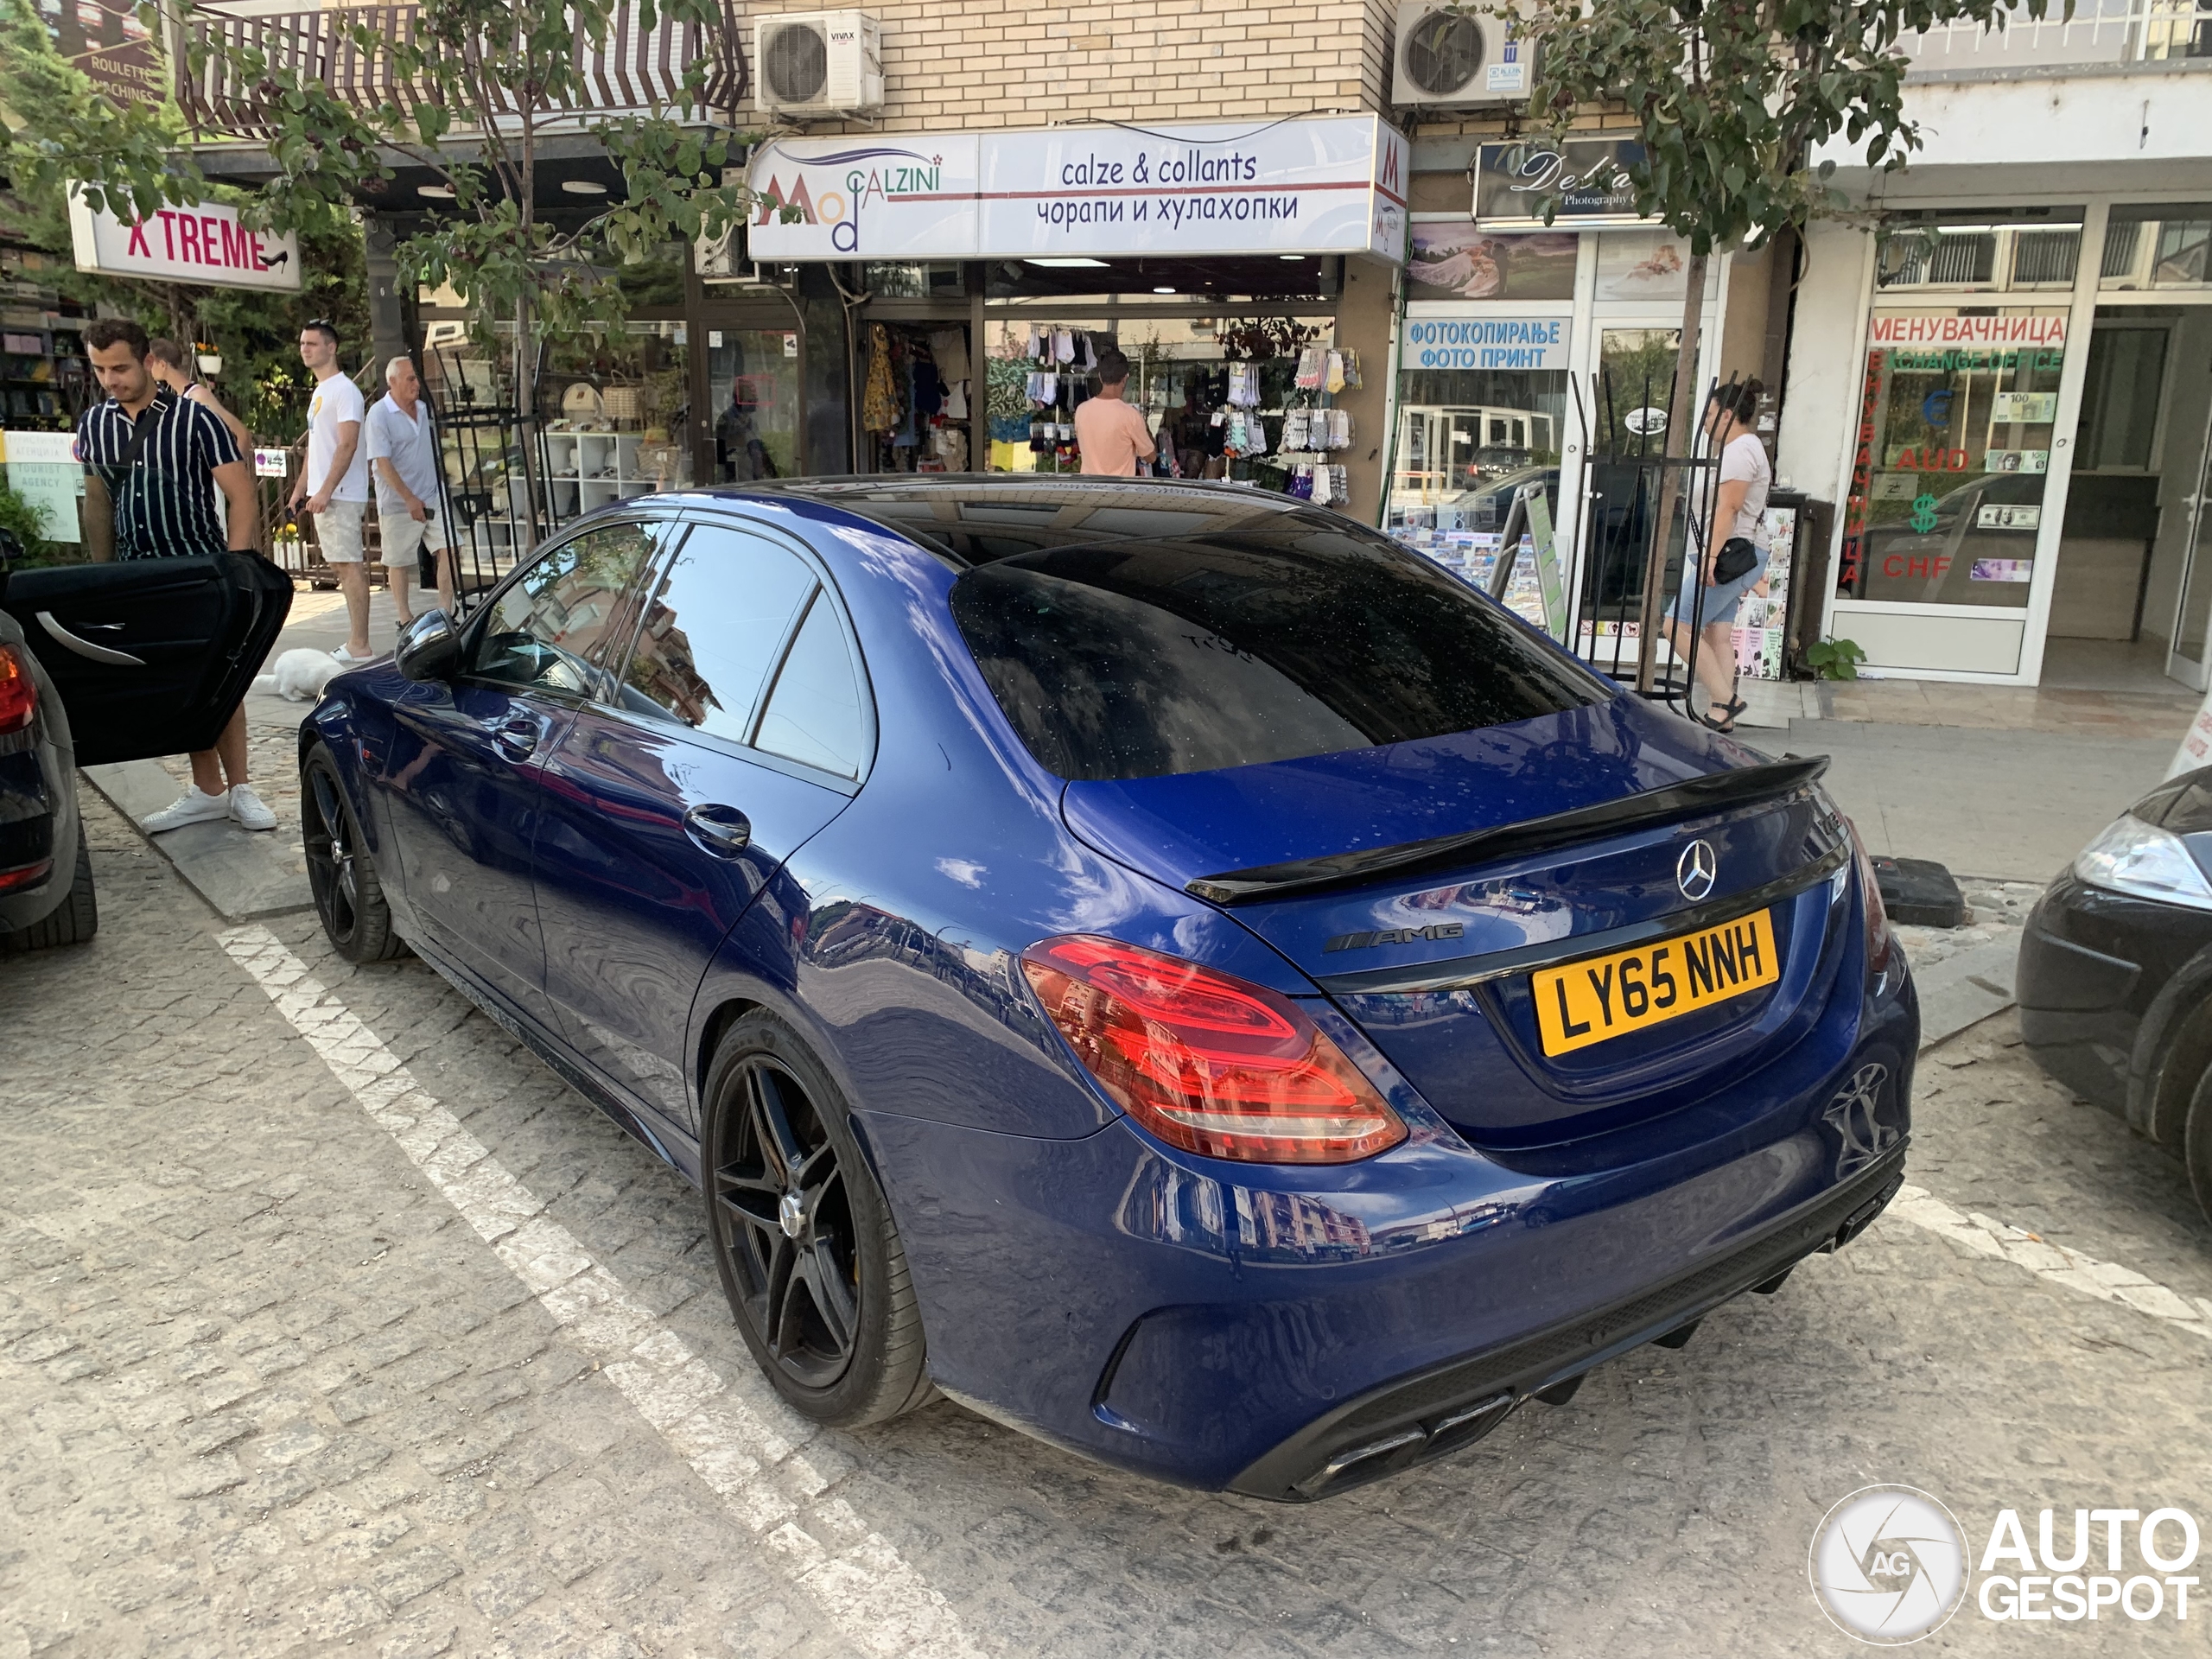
top-left (1531, 909), bottom-right (1782, 1057)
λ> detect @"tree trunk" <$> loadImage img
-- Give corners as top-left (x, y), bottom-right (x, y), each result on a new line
top-left (1635, 250), bottom-right (1711, 694)
top-left (512, 295), bottom-right (544, 551)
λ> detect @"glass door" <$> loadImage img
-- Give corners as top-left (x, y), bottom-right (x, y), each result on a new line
top-left (2164, 399), bottom-right (2212, 690)
top-left (702, 324), bottom-right (803, 483)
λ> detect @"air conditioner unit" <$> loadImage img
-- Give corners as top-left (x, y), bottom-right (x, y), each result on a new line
top-left (1393, 3), bottom-right (1534, 109)
top-left (754, 10), bottom-right (883, 119)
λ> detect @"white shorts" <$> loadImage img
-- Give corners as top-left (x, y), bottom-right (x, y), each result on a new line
top-left (316, 499), bottom-right (367, 563)
top-left (378, 509), bottom-right (450, 565)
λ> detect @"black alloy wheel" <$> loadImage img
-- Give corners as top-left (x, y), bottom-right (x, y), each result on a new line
top-left (703, 1013), bottom-right (933, 1425)
top-left (302, 747), bottom-right (406, 963)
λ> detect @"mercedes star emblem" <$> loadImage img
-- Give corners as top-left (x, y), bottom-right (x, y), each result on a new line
top-left (1676, 838), bottom-right (1718, 901)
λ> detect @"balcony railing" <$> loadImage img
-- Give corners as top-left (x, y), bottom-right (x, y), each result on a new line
top-left (177, 0), bottom-right (748, 140)
top-left (1905, 0), bottom-right (2212, 67)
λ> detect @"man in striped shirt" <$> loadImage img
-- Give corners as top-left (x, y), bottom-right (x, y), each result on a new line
top-left (78, 317), bottom-right (276, 832)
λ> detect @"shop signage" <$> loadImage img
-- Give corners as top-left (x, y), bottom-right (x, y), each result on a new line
top-left (0, 430), bottom-right (83, 545)
top-left (253, 448), bottom-right (289, 479)
top-left (747, 116), bottom-right (1408, 264)
top-left (1474, 140), bottom-right (1646, 230)
top-left (1401, 315), bottom-right (1572, 372)
top-left (67, 188), bottom-right (303, 292)
top-left (1866, 313), bottom-right (2067, 346)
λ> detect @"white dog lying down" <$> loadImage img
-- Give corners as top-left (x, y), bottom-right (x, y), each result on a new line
top-left (251, 648), bottom-right (347, 702)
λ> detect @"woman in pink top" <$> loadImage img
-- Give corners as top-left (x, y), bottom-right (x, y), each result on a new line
top-left (1073, 350), bottom-right (1156, 476)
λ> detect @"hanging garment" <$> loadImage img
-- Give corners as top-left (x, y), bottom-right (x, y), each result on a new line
top-left (1295, 346), bottom-right (1325, 391)
top-left (1325, 351), bottom-right (1346, 394)
top-left (862, 325), bottom-right (899, 434)
top-left (1077, 333), bottom-right (1098, 372)
top-left (946, 379), bottom-right (969, 420)
top-left (1054, 329), bottom-right (1076, 365)
top-left (929, 328), bottom-right (971, 384)
top-left (1281, 408), bottom-right (1311, 452)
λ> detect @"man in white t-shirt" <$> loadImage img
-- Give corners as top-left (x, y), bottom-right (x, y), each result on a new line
top-left (288, 321), bottom-right (374, 661)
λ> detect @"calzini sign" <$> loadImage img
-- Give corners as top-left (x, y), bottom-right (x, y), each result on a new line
top-left (67, 188), bottom-right (302, 292)
top-left (747, 116), bottom-right (1408, 264)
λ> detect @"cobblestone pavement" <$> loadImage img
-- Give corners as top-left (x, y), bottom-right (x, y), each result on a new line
top-left (3, 796), bottom-right (2209, 1659)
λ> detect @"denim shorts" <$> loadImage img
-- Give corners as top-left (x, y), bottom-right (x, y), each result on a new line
top-left (1669, 547), bottom-right (1769, 628)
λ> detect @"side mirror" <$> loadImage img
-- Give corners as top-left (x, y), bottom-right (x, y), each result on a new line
top-left (395, 609), bottom-right (461, 682)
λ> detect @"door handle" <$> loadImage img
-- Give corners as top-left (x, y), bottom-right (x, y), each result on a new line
top-left (493, 715), bottom-right (542, 760)
top-left (37, 612), bottom-right (145, 666)
top-left (683, 803), bottom-right (753, 858)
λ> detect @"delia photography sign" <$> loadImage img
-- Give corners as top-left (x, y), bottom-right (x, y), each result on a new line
top-left (67, 188), bottom-right (302, 293)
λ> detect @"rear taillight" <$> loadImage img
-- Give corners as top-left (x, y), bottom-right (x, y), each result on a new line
top-left (1020, 934), bottom-right (1407, 1165)
top-left (0, 858), bottom-right (54, 892)
top-left (1846, 817), bottom-right (1893, 976)
top-left (0, 645), bottom-right (35, 736)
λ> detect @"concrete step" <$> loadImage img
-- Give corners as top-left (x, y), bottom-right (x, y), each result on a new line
top-left (81, 760), bottom-right (313, 923)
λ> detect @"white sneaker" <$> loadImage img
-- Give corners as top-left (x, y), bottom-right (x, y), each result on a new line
top-left (229, 785), bottom-right (277, 832)
top-left (143, 786), bottom-right (232, 832)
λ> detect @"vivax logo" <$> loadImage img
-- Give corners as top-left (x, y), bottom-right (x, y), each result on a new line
top-left (1809, 1485), bottom-right (1970, 1644)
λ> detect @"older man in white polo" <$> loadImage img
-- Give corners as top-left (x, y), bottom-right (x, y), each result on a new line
top-left (365, 353), bottom-right (453, 626)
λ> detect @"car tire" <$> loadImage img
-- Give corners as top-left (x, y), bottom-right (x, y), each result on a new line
top-left (302, 747), bottom-right (406, 963)
top-left (2186, 1065), bottom-right (2212, 1230)
top-left (702, 1011), bottom-right (934, 1427)
top-left (1, 823), bottom-right (97, 953)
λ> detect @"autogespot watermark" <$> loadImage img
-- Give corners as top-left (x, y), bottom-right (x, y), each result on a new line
top-left (1810, 1486), bottom-right (2201, 1644)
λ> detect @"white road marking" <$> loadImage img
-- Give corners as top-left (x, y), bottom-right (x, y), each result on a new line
top-left (218, 925), bottom-right (983, 1659)
top-left (1885, 1183), bottom-right (2212, 1343)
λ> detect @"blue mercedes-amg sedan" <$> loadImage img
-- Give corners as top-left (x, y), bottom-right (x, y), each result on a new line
top-left (297, 478), bottom-right (1916, 1500)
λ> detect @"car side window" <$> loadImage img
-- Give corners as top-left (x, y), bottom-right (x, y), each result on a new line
top-left (754, 589), bottom-right (868, 779)
top-left (615, 524), bottom-right (818, 743)
top-left (469, 522), bottom-right (663, 697)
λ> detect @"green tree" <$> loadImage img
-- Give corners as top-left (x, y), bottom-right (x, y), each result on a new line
top-left (0, 0), bottom-right (367, 444)
top-left (1510, 0), bottom-right (2051, 688)
top-left (164, 0), bottom-right (762, 533)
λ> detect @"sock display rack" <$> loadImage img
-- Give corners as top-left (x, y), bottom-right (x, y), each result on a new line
top-left (1011, 325), bottom-right (1359, 495)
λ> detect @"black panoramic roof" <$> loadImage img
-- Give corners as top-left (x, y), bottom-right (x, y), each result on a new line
top-left (730, 476), bottom-right (1325, 567)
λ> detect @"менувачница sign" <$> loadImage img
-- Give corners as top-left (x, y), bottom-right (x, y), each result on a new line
top-left (747, 115), bottom-right (1408, 264)
top-left (1402, 315), bottom-right (1572, 372)
top-left (67, 188), bottom-right (302, 292)
top-left (1475, 139), bottom-right (1646, 230)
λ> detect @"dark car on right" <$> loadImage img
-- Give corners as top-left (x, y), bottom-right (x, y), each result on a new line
top-left (2018, 767), bottom-right (2212, 1222)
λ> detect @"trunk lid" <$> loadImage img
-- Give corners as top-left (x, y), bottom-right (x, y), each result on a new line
top-left (1062, 698), bottom-right (1853, 1147)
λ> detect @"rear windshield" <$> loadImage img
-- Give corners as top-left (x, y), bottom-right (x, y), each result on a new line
top-left (949, 526), bottom-right (1611, 782)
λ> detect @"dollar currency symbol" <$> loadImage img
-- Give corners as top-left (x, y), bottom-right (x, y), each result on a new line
top-left (1909, 493), bottom-right (1939, 534)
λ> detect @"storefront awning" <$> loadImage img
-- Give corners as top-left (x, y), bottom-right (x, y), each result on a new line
top-left (746, 115), bottom-right (1408, 266)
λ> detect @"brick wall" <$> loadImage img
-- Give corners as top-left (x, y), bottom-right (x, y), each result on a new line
top-left (741, 1), bottom-right (1398, 130)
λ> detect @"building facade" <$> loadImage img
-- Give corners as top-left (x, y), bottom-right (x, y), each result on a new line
top-left (1783, 5), bottom-right (2212, 687)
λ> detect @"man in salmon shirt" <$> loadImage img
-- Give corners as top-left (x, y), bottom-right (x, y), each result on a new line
top-left (1073, 349), bottom-right (1156, 476)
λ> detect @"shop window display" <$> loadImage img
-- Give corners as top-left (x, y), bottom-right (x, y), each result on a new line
top-left (1386, 366), bottom-right (1566, 617)
top-left (538, 322), bottom-right (693, 516)
top-left (862, 322), bottom-right (974, 474)
top-left (981, 316), bottom-right (1355, 501)
top-left (1837, 307), bottom-right (2068, 609)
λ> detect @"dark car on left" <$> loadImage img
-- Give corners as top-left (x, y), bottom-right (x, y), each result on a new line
top-left (0, 530), bottom-right (292, 950)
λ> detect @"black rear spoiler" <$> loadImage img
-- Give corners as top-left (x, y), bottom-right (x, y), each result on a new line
top-left (1185, 754), bottom-right (1832, 906)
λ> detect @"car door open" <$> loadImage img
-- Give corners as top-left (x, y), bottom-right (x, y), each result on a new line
top-left (0, 552), bottom-right (292, 766)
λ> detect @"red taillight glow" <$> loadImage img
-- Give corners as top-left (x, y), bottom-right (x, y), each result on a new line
top-left (0, 858), bottom-right (53, 893)
top-left (1020, 934), bottom-right (1407, 1165)
top-left (0, 645), bottom-right (35, 736)
top-left (1846, 817), bottom-right (1893, 975)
